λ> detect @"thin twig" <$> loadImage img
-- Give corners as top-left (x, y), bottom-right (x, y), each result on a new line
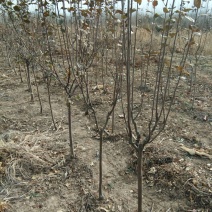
top-left (150, 202), bottom-right (154, 212)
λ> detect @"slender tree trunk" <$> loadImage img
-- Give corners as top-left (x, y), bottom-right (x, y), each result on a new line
top-left (99, 129), bottom-right (104, 200)
top-left (67, 99), bottom-right (74, 158)
top-left (111, 80), bottom-right (116, 133)
top-left (46, 76), bottom-right (57, 130)
top-left (18, 62), bottom-right (23, 83)
top-left (32, 65), bottom-right (42, 114)
top-left (138, 144), bottom-right (143, 212)
top-left (26, 60), bottom-right (34, 102)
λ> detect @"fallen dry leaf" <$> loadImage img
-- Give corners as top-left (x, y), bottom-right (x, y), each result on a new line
top-left (97, 207), bottom-right (109, 212)
top-left (180, 145), bottom-right (212, 159)
top-left (118, 114), bottom-right (124, 118)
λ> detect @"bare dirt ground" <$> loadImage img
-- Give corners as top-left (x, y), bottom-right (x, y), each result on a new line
top-left (0, 53), bottom-right (211, 212)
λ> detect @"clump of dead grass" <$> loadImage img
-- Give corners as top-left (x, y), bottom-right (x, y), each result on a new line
top-left (0, 200), bottom-right (9, 212)
top-left (143, 144), bottom-right (212, 209)
top-left (0, 142), bottom-right (53, 184)
top-left (128, 143), bottom-right (212, 210)
top-left (203, 31), bottom-right (212, 56)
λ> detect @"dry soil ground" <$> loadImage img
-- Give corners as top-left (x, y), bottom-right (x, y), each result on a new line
top-left (0, 54), bottom-right (211, 212)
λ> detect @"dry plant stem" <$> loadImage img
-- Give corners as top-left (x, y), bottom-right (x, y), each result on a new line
top-left (126, 0), bottom-right (132, 144)
top-left (130, 0), bottom-right (137, 110)
top-left (137, 1), bottom-right (187, 211)
top-left (131, 3), bottom-right (141, 142)
top-left (154, 1), bottom-right (177, 123)
top-left (25, 60), bottom-right (34, 102)
top-left (111, 87), bottom-right (115, 134)
top-left (111, 29), bottom-right (118, 134)
top-left (98, 97), bottom-right (119, 200)
top-left (32, 65), bottom-right (43, 114)
top-left (67, 100), bottom-right (74, 158)
top-left (5, 44), bottom-right (16, 75)
top-left (55, 14), bottom-right (66, 67)
top-left (82, 74), bottom-right (120, 199)
top-left (191, 63), bottom-right (197, 110)
top-left (137, 143), bottom-right (143, 212)
top-left (111, 76), bottom-right (116, 133)
top-left (18, 62), bottom-right (23, 83)
top-left (191, 18), bottom-right (208, 110)
top-left (150, 202), bottom-right (154, 212)
top-left (120, 4), bottom-right (129, 137)
top-left (41, 1), bottom-right (77, 157)
top-left (46, 76), bottom-right (57, 130)
top-left (149, 0), bottom-right (178, 137)
top-left (99, 129), bottom-right (104, 200)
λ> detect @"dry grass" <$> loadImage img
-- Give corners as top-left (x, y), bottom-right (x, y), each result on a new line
top-left (0, 132), bottom-right (57, 186)
top-left (202, 31), bottom-right (212, 55)
top-left (0, 201), bottom-right (9, 212)
top-left (135, 27), bottom-right (212, 56)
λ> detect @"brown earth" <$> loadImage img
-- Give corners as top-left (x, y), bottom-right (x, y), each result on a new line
top-left (0, 53), bottom-right (211, 212)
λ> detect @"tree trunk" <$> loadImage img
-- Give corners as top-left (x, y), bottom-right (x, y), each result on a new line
top-left (138, 144), bottom-right (143, 212)
top-left (68, 100), bottom-right (74, 158)
top-left (99, 129), bottom-right (104, 200)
